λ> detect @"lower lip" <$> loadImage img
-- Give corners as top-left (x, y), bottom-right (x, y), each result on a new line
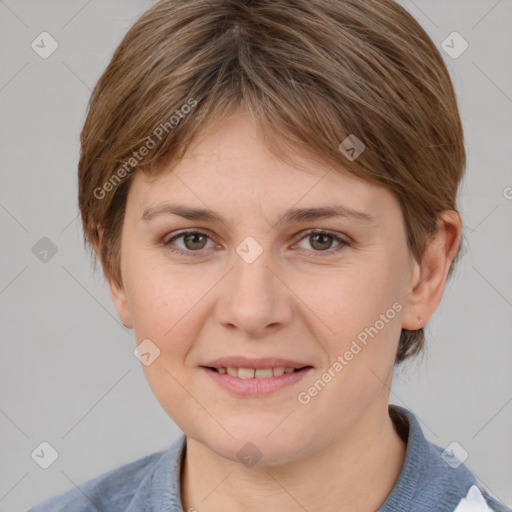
top-left (201, 367), bottom-right (313, 397)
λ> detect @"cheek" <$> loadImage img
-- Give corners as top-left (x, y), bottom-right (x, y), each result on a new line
top-left (124, 250), bottom-right (203, 337)
top-left (295, 256), bottom-right (404, 409)
top-left (302, 258), bottom-right (403, 343)
top-left (297, 266), bottom-right (402, 425)
top-left (125, 266), bottom-right (207, 428)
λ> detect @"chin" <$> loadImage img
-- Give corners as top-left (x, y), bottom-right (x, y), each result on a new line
top-left (200, 423), bottom-right (312, 467)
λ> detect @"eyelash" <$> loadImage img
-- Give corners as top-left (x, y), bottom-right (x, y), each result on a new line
top-left (162, 229), bottom-right (350, 258)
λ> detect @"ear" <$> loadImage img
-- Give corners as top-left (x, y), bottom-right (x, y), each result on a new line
top-left (93, 227), bottom-right (134, 330)
top-left (401, 210), bottom-right (462, 330)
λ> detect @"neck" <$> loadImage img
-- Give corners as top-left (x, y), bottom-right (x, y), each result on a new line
top-left (180, 402), bottom-right (407, 512)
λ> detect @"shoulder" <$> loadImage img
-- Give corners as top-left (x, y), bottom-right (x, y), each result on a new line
top-left (26, 436), bottom-right (186, 512)
top-left (26, 451), bottom-right (165, 512)
top-left (453, 485), bottom-right (512, 512)
top-left (425, 441), bottom-right (510, 512)
top-left (381, 406), bottom-right (511, 512)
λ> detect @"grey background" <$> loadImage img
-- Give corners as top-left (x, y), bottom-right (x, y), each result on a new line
top-left (0, 1), bottom-right (510, 510)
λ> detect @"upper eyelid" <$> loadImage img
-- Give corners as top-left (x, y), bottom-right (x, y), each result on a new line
top-left (165, 228), bottom-right (349, 249)
top-left (164, 229), bottom-right (216, 244)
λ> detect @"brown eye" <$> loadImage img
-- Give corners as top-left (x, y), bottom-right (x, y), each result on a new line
top-left (164, 230), bottom-right (213, 255)
top-left (181, 232), bottom-right (208, 250)
top-left (309, 233), bottom-right (335, 251)
top-left (295, 229), bottom-right (349, 257)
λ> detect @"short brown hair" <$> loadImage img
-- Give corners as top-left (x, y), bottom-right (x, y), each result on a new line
top-left (78, 0), bottom-right (466, 364)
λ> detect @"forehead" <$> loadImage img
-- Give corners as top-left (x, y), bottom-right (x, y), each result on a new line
top-left (126, 112), bottom-right (397, 223)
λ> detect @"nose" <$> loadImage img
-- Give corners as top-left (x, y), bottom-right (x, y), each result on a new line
top-left (214, 242), bottom-right (293, 338)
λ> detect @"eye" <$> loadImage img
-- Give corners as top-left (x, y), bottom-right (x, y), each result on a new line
top-left (294, 229), bottom-right (350, 256)
top-left (163, 230), bottom-right (215, 256)
top-left (162, 229), bottom-right (350, 258)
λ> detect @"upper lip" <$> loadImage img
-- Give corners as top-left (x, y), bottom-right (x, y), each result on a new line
top-left (202, 356), bottom-right (312, 370)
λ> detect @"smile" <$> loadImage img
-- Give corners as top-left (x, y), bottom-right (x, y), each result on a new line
top-left (201, 365), bottom-right (314, 396)
top-left (209, 366), bottom-right (299, 378)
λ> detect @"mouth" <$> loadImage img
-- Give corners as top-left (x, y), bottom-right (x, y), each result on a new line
top-left (200, 358), bottom-right (314, 396)
top-left (203, 366), bottom-right (311, 379)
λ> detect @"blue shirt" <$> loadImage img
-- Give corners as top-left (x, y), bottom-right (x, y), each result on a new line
top-left (27, 405), bottom-right (511, 511)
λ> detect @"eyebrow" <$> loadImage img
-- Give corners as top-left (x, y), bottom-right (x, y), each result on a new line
top-left (140, 203), bottom-right (375, 226)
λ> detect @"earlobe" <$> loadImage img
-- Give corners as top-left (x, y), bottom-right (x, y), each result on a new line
top-left (108, 280), bottom-right (134, 330)
top-left (401, 210), bottom-right (462, 331)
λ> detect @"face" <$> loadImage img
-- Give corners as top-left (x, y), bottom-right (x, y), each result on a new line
top-left (110, 109), bottom-right (419, 465)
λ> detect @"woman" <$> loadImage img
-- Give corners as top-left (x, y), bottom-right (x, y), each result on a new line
top-left (27, 0), bottom-right (511, 510)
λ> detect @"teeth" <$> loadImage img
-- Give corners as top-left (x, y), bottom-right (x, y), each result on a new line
top-left (238, 368), bottom-right (255, 379)
top-left (255, 368), bottom-right (273, 378)
top-left (216, 366), bottom-right (297, 378)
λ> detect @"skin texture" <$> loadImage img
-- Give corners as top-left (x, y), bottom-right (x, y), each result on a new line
top-left (98, 108), bottom-right (461, 512)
